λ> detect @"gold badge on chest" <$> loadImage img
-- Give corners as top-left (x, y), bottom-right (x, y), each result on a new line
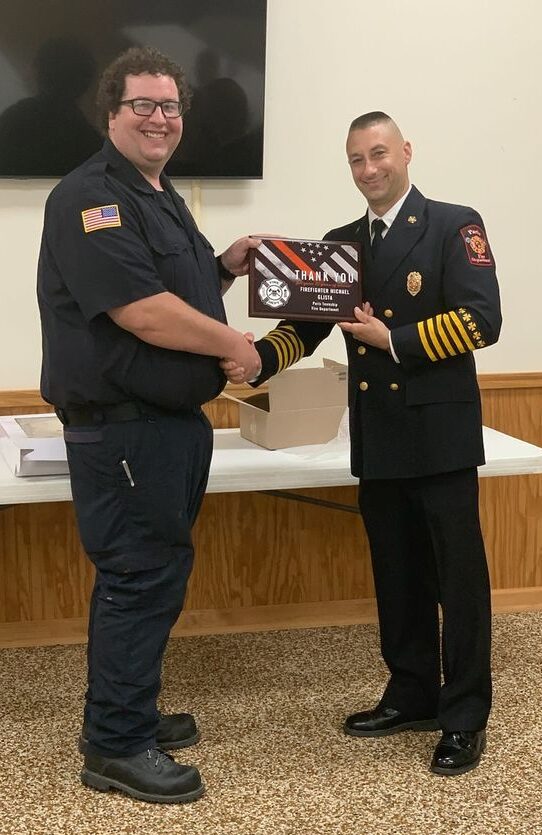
top-left (406, 271), bottom-right (422, 296)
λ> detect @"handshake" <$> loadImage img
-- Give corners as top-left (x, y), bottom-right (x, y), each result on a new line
top-left (220, 331), bottom-right (261, 385)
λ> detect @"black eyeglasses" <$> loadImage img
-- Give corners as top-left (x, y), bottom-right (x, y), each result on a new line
top-left (119, 98), bottom-right (182, 118)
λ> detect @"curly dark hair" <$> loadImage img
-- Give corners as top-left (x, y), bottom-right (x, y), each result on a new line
top-left (96, 46), bottom-right (192, 134)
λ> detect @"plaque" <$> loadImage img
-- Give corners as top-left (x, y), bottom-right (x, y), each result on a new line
top-left (249, 237), bottom-right (362, 322)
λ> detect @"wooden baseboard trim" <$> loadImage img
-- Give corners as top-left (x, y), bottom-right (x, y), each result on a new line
top-left (0, 386), bottom-right (256, 411)
top-left (0, 390), bottom-right (50, 409)
top-left (478, 372), bottom-right (542, 390)
top-left (1, 588), bottom-right (541, 649)
top-left (172, 598), bottom-right (379, 637)
top-left (1, 373), bottom-right (541, 410)
top-left (490, 587), bottom-right (542, 612)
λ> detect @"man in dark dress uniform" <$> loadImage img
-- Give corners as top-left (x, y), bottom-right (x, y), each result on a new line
top-left (222, 112), bottom-right (501, 775)
top-left (37, 47), bottom-right (261, 803)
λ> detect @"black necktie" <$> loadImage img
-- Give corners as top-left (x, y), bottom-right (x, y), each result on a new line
top-left (371, 218), bottom-right (386, 258)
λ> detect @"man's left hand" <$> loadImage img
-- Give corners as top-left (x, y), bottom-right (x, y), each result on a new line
top-left (338, 303), bottom-right (390, 351)
top-left (219, 236), bottom-right (262, 276)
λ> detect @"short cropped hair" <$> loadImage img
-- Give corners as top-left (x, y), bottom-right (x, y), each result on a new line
top-left (349, 111), bottom-right (393, 133)
top-left (96, 46), bottom-right (191, 134)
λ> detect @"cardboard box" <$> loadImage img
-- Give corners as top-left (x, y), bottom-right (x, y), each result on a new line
top-left (227, 361), bottom-right (347, 450)
top-left (0, 413), bottom-right (69, 476)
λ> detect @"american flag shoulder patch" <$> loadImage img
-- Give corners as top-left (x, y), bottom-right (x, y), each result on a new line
top-left (81, 204), bottom-right (121, 233)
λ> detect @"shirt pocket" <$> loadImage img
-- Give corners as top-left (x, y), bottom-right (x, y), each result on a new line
top-left (196, 231), bottom-right (215, 251)
top-left (193, 232), bottom-right (221, 291)
top-left (147, 230), bottom-right (196, 301)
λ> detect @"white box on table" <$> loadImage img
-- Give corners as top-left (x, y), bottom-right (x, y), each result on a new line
top-left (0, 413), bottom-right (68, 476)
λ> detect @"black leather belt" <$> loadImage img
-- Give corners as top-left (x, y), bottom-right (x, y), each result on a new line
top-left (55, 401), bottom-right (144, 427)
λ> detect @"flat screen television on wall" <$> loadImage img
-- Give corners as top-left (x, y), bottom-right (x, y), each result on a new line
top-left (0, 0), bottom-right (267, 179)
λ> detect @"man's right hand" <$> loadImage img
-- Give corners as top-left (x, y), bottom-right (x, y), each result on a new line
top-left (224, 333), bottom-right (261, 383)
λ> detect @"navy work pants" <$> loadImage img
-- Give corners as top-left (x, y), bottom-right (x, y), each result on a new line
top-left (65, 410), bottom-right (212, 756)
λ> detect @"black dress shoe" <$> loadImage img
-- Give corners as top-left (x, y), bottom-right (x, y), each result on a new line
top-left (345, 705), bottom-right (440, 737)
top-left (430, 730), bottom-right (486, 775)
top-left (78, 712), bottom-right (200, 755)
top-left (81, 748), bottom-right (204, 803)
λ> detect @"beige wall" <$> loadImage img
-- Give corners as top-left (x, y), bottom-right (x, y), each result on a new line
top-left (0, 0), bottom-right (539, 389)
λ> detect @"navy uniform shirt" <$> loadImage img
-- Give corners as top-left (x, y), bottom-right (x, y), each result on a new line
top-left (38, 139), bottom-right (227, 410)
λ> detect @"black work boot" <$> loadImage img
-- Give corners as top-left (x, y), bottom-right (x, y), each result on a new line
top-left (78, 712), bottom-right (200, 754)
top-left (81, 748), bottom-right (204, 803)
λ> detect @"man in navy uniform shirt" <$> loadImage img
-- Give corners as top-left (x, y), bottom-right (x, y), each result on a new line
top-left (223, 112), bottom-right (501, 776)
top-left (37, 46), bottom-right (261, 803)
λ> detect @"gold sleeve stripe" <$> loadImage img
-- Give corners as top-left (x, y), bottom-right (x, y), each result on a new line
top-left (281, 328), bottom-right (305, 362)
top-left (417, 321), bottom-right (438, 361)
top-left (277, 325), bottom-right (305, 362)
top-left (263, 334), bottom-right (289, 371)
top-left (435, 314), bottom-right (457, 357)
top-left (263, 328), bottom-right (305, 371)
top-left (276, 330), bottom-right (302, 365)
top-left (426, 318), bottom-right (447, 360)
top-left (449, 310), bottom-right (475, 351)
top-left (442, 314), bottom-right (467, 353)
top-left (275, 332), bottom-right (298, 368)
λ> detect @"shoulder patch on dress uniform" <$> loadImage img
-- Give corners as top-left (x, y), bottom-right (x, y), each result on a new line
top-left (459, 224), bottom-right (493, 267)
top-left (81, 204), bottom-right (122, 233)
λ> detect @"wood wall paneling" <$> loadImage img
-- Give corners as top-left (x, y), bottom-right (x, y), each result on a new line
top-left (479, 373), bottom-right (542, 447)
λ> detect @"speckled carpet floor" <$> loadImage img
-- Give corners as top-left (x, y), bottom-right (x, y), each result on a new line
top-left (1, 613), bottom-right (541, 835)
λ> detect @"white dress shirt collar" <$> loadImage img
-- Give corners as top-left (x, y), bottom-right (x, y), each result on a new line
top-left (368, 184), bottom-right (412, 235)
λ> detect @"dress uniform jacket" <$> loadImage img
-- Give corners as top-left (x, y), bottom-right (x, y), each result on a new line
top-left (255, 186), bottom-right (502, 479)
top-left (254, 186), bottom-right (501, 731)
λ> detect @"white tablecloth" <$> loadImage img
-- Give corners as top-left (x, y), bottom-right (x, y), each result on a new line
top-left (1, 426), bottom-right (541, 506)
